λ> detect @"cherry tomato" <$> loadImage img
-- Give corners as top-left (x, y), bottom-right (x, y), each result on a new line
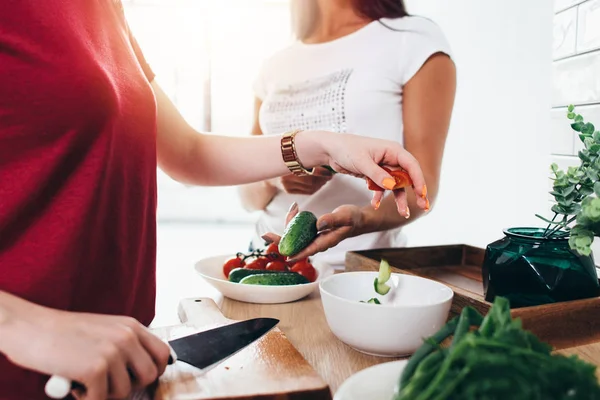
top-left (265, 242), bottom-right (284, 261)
top-left (290, 259), bottom-right (310, 271)
top-left (245, 257), bottom-right (268, 270)
top-left (290, 260), bottom-right (317, 282)
top-left (223, 257), bottom-right (245, 278)
top-left (295, 265), bottom-right (317, 282)
top-left (266, 260), bottom-right (287, 271)
top-left (366, 167), bottom-right (413, 191)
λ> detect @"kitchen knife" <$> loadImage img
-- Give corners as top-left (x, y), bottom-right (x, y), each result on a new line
top-left (44, 317), bottom-right (279, 399)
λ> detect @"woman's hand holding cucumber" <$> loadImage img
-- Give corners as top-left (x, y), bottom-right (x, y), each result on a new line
top-left (262, 202), bottom-right (362, 263)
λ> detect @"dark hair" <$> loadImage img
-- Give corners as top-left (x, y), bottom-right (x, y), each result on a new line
top-left (291, 0), bottom-right (408, 40)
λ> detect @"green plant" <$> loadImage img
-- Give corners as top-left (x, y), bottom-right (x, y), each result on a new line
top-left (395, 297), bottom-right (600, 399)
top-left (536, 104), bottom-right (600, 256)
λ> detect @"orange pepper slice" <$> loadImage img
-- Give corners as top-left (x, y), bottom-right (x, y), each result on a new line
top-left (366, 167), bottom-right (413, 191)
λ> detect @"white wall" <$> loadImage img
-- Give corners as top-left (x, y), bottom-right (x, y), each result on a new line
top-left (401, 0), bottom-right (554, 248)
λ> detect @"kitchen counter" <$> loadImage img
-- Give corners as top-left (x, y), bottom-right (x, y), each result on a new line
top-left (216, 289), bottom-right (600, 394)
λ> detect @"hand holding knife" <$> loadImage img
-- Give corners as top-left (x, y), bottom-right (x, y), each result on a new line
top-left (44, 318), bottom-right (279, 399)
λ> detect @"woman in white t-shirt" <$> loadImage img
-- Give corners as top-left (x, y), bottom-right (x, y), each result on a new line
top-left (239, 0), bottom-right (456, 269)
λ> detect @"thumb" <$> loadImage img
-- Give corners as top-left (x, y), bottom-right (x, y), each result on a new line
top-left (285, 202), bottom-right (299, 226)
top-left (356, 159), bottom-right (396, 191)
top-left (316, 207), bottom-right (355, 231)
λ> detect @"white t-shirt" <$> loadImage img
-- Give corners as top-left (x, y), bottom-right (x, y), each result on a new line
top-left (251, 16), bottom-right (452, 269)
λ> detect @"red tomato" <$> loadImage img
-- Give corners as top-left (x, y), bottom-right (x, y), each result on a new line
top-left (266, 260), bottom-right (287, 271)
top-left (223, 257), bottom-right (245, 278)
top-left (265, 242), bottom-right (284, 261)
top-left (366, 167), bottom-right (413, 191)
top-left (290, 260), bottom-right (317, 282)
top-left (290, 259), bottom-right (310, 272)
top-left (296, 265), bottom-right (317, 282)
top-left (245, 258), bottom-right (268, 270)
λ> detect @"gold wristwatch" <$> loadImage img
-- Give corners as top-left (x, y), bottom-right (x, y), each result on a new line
top-left (281, 129), bottom-right (314, 176)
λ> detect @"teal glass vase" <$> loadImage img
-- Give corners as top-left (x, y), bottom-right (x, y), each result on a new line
top-left (482, 227), bottom-right (600, 308)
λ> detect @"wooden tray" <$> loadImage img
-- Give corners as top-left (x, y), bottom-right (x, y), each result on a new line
top-left (345, 245), bottom-right (600, 350)
top-left (151, 298), bottom-right (331, 400)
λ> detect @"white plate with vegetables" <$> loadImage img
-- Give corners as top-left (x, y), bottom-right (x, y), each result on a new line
top-left (335, 296), bottom-right (600, 400)
top-left (195, 243), bottom-right (334, 304)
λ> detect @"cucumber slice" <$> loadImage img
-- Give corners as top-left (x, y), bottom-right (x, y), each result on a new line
top-left (378, 259), bottom-right (391, 284)
top-left (374, 277), bottom-right (391, 295)
top-left (360, 298), bottom-right (381, 304)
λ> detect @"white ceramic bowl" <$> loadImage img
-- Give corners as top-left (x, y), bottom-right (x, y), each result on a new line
top-left (195, 254), bottom-right (334, 304)
top-left (334, 360), bottom-right (407, 400)
top-left (320, 272), bottom-right (453, 357)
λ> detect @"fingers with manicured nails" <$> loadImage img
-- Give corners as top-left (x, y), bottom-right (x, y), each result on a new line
top-left (371, 190), bottom-right (384, 210)
top-left (285, 202), bottom-right (299, 226)
top-left (261, 232), bottom-right (281, 245)
top-left (357, 158), bottom-right (396, 191)
top-left (393, 189), bottom-right (409, 218)
top-left (394, 150), bottom-right (428, 210)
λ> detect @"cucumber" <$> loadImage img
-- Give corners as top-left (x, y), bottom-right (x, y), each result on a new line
top-left (228, 268), bottom-right (288, 283)
top-left (360, 298), bottom-right (381, 305)
top-left (378, 259), bottom-right (392, 283)
top-left (239, 273), bottom-right (310, 286)
top-left (278, 211), bottom-right (318, 257)
top-left (373, 259), bottom-right (392, 295)
top-left (374, 278), bottom-right (391, 295)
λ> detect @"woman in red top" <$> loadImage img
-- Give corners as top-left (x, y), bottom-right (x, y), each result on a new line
top-left (0, 1), bottom-right (430, 399)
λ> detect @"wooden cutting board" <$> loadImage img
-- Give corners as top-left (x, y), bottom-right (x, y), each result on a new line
top-left (150, 298), bottom-right (331, 400)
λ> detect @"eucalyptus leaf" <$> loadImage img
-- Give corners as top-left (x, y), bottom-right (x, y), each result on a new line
top-left (594, 182), bottom-right (600, 197)
top-left (594, 131), bottom-right (600, 142)
top-left (572, 122), bottom-right (584, 132)
top-left (584, 122), bottom-right (596, 135)
top-left (568, 104), bottom-right (575, 112)
top-left (579, 150), bottom-right (591, 162)
top-left (579, 185), bottom-right (594, 196)
top-left (585, 137), bottom-right (595, 149)
top-left (567, 112), bottom-right (576, 119)
top-left (576, 114), bottom-right (584, 122)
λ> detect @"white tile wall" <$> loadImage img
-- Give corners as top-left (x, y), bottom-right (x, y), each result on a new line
top-left (555, 0), bottom-right (586, 13)
top-left (552, 0), bottom-right (600, 265)
top-left (577, 0), bottom-right (600, 52)
top-left (551, 107), bottom-right (576, 154)
top-left (553, 51), bottom-right (600, 106)
top-left (554, 7), bottom-right (578, 59)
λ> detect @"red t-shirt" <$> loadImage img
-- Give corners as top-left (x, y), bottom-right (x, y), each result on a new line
top-left (0, 1), bottom-right (158, 397)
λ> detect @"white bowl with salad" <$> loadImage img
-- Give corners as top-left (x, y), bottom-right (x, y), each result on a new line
top-left (195, 243), bottom-right (334, 304)
top-left (319, 260), bottom-right (453, 357)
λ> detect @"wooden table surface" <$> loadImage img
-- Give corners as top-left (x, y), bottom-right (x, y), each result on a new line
top-left (214, 288), bottom-right (600, 394)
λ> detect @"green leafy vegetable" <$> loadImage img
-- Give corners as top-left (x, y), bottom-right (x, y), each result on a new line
top-left (395, 297), bottom-right (600, 400)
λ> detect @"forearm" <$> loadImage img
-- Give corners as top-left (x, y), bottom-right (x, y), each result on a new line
top-left (174, 132), bottom-right (330, 186)
top-left (237, 180), bottom-right (279, 212)
top-left (154, 82), bottom-right (330, 186)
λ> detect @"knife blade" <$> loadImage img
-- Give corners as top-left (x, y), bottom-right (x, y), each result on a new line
top-left (44, 317), bottom-right (279, 399)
